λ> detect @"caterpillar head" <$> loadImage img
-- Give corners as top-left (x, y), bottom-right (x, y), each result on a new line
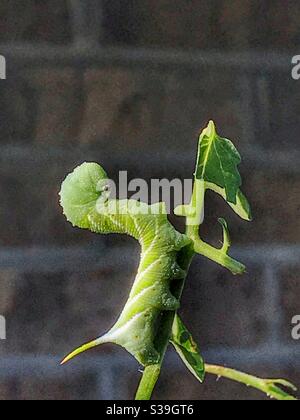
top-left (59, 162), bottom-right (110, 229)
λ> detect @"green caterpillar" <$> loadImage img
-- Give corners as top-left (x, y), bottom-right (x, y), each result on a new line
top-left (60, 162), bottom-right (191, 366)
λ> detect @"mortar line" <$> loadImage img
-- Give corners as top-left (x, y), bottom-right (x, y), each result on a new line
top-left (0, 145), bottom-right (300, 174)
top-left (0, 44), bottom-right (292, 72)
top-left (0, 347), bottom-right (298, 380)
top-left (0, 245), bottom-right (300, 272)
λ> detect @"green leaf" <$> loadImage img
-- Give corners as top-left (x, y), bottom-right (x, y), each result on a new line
top-left (171, 315), bottom-right (205, 383)
top-left (206, 182), bottom-right (252, 222)
top-left (196, 121), bottom-right (241, 203)
top-left (196, 121), bottom-right (252, 221)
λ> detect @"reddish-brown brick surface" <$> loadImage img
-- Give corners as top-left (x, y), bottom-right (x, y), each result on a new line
top-left (1, 268), bottom-right (135, 356)
top-left (0, 374), bottom-right (99, 400)
top-left (182, 261), bottom-right (267, 348)
top-left (102, 0), bottom-right (300, 50)
top-left (0, 67), bottom-right (247, 150)
top-left (0, 0), bottom-right (71, 44)
top-left (0, 69), bottom-right (82, 145)
top-left (0, 380), bottom-right (18, 400)
top-left (79, 68), bottom-right (247, 152)
top-left (1, 1), bottom-right (299, 50)
top-left (30, 69), bottom-right (82, 145)
top-left (252, 1), bottom-right (300, 50)
top-left (103, 0), bottom-right (213, 48)
top-left (18, 374), bottom-right (98, 400)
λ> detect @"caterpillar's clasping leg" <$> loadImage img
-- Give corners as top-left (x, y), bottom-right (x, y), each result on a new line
top-left (61, 337), bottom-right (105, 365)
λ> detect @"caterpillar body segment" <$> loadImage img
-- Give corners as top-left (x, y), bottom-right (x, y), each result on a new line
top-left (60, 162), bottom-right (191, 366)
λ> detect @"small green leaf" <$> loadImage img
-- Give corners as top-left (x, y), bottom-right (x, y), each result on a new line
top-left (171, 315), bottom-right (205, 383)
top-left (196, 121), bottom-right (252, 221)
top-left (196, 121), bottom-right (241, 203)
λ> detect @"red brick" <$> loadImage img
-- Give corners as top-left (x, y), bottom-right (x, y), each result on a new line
top-left (79, 67), bottom-right (247, 153)
top-left (103, 0), bottom-right (300, 51)
top-left (0, 159), bottom-right (96, 246)
top-left (268, 74), bottom-right (300, 150)
top-left (80, 69), bottom-right (145, 144)
top-left (0, 381), bottom-right (18, 400)
top-left (216, 0), bottom-right (253, 49)
top-left (0, 77), bottom-right (35, 143)
top-left (0, 0), bottom-right (71, 44)
top-left (4, 268), bottom-right (133, 355)
top-left (258, 1), bottom-right (300, 50)
top-left (0, 69), bottom-right (81, 145)
top-left (18, 374), bottom-right (97, 400)
top-left (103, 0), bottom-right (212, 49)
top-left (181, 261), bottom-right (266, 348)
top-left (27, 69), bottom-right (82, 145)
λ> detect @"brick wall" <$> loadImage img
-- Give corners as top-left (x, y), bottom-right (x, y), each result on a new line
top-left (0, 1), bottom-right (299, 400)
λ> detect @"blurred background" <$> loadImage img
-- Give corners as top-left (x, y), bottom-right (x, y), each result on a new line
top-left (0, 0), bottom-right (299, 400)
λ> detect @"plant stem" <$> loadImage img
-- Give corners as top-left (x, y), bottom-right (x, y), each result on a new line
top-left (186, 180), bottom-right (246, 275)
top-left (135, 244), bottom-right (195, 400)
top-left (135, 365), bottom-right (161, 401)
top-left (193, 238), bottom-right (246, 275)
top-left (205, 364), bottom-right (297, 401)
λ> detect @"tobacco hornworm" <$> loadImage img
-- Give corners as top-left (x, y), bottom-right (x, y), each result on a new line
top-left (60, 162), bottom-right (191, 366)
top-left (58, 123), bottom-right (298, 402)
